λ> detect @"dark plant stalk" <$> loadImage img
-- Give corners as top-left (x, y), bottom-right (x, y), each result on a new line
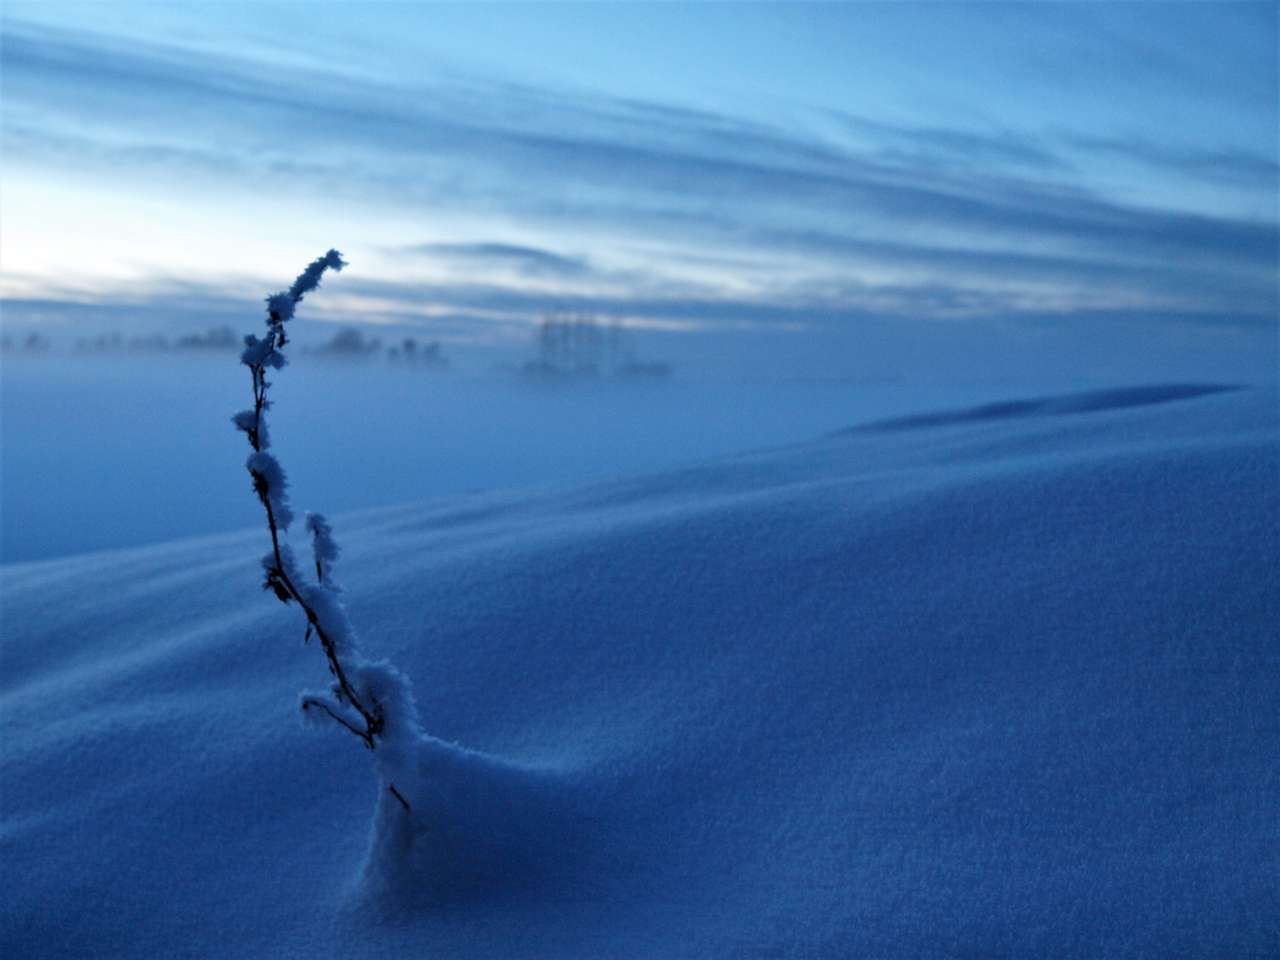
top-left (243, 332), bottom-right (381, 743)
top-left (235, 252), bottom-right (409, 809)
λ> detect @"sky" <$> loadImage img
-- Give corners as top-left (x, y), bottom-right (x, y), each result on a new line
top-left (1, 1), bottom-right (1277, 380)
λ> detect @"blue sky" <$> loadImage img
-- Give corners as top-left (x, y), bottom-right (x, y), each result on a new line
top-left (2, 2), bottom-right (1276, 377)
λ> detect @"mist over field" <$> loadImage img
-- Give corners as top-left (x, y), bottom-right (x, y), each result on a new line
top-left (8, 321), bottom-right (1270, 564)
top-left (2, 3), bottom-right (1276, 958)
top-left (2, 350), bottom-right (983, 562)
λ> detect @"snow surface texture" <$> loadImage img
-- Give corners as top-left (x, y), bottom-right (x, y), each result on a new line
top-left (2, 383), bottom-right (1277, 958)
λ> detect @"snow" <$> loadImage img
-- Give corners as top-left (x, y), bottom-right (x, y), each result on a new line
top-left (286, 249), bottom-right (346, 305)
top-left (265, 293), bottom-right (297, 324)
top-left (2, 381), bottom-right (1277, 957)
top-left (246, 450), bottom-right (294, 530)
top-left (263, 249), bottom-right (345, 326)
top-left (240, 332), bottom-right (285, 370)
top-left (305, 513), bottom-right (341, 572)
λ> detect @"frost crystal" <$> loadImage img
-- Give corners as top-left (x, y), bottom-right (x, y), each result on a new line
top-left (306, 512), bottom-right (341, 568)
top-left (241, 334), bottom-right (269, 367)
top-left (232, 409), bottom-right (269, 448)
top-left (247, 451), bottom-right (294, 530)
top-left (288, 249), bottom-right (346, 303)
top-left (265, 292), bottom-right (296, 323)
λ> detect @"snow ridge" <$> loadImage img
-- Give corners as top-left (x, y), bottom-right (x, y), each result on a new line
top-left (2, 383), bottom-right (1276, 957)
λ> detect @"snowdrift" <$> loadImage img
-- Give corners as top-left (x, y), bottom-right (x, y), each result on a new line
top-left (2, 383), bottom-right (1277, 958)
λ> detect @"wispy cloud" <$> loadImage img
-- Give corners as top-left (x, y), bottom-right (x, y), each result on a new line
top-left (1071, 135), bottom-right (1280, 189)
top-left (832, 111), bottom-right (1068, 172)
top-left (393, 242), bottom-right (590, 278)
top-left (2, 17), bottom-right (1275, 342)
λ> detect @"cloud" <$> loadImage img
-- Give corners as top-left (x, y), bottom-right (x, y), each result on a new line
top-left (1070, 135), bottom-right (1280, 188)
top-left (2, 18), bottom-right (1276, 338)
top-left (832, 111), bottom-right (1068, 172)
top-left (394, 242), bottom-right (590, 278)
top-left (12, 255), bottom-right (1271, 350)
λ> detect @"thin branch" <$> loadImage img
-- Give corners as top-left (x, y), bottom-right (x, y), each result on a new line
top-left (301, 697), bottom-right (374, 749)
top-left (388, 783), bottom-right (412, 812)
top-left (238, 252), bottom-right (411, 812)
top-left (260, 489), bottom-right (381, 738)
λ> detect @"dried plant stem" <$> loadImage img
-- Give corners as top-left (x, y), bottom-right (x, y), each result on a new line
top-left (236, 257), bottom-right (410, 810)
top-left (245, 333), bottom-right (382, 746)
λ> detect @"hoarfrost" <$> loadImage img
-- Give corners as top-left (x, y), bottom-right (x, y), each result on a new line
top-left (247, 451), bottom-right (294, 530)
top-left (265, 292), bottom-right (296, 323)
top-left (306, 512), bottom-right (341, 569)
top-left (288, 249), bottom-right (346, 303)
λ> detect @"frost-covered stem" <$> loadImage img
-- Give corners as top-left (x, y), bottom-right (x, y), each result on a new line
top-left (234, 251), bottom-right (409, 808)
top-left (257, 490), bottom-right (381, 746)
top-left (242, 349), bottom-right (380, 736)
top-left (244, 336), bottom-right (275, 455)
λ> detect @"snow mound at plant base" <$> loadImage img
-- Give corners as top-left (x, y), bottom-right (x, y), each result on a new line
top-left (2, 384), bottom-right (1277, 958)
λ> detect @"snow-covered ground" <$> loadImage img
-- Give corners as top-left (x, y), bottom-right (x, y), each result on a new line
top-left (2, 378), bottom-right (1275, 957)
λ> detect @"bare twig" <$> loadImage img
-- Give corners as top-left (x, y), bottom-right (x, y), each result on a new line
top-left (235, 251), bottom-right (410, 811)
top-left (301, 697), bottom-right (375, 749)
top-left (388, 783), bottom-right (411, 813)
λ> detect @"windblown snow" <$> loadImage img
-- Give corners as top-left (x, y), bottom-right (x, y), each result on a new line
top-left (2, 383), bottom-right (1277, 958)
